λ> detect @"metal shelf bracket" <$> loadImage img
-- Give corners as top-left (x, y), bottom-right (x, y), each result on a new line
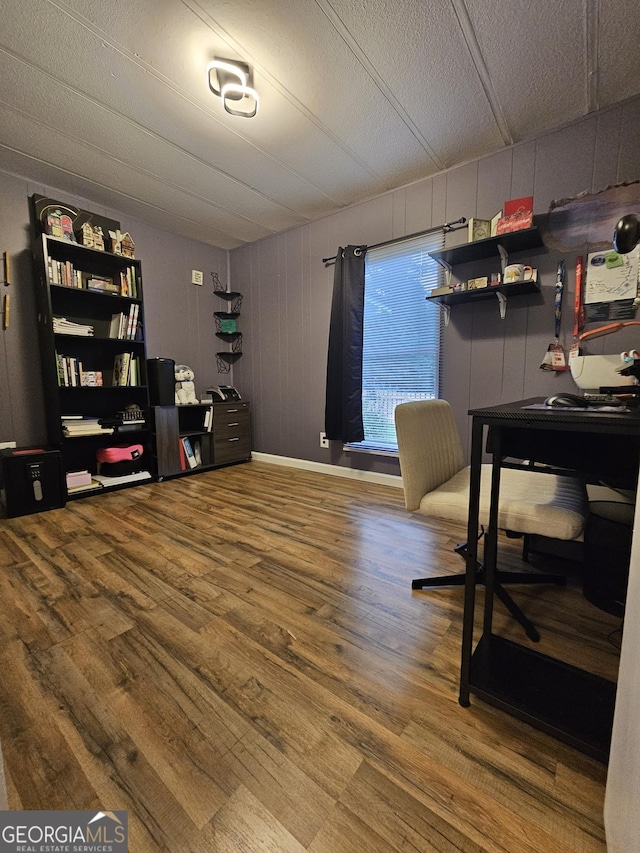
top-left (496, 291), bottom-right (507, 319)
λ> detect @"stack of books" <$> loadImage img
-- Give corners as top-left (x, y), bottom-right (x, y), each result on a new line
top-left (53, 317), bottom-right (94, 336)
top-left (65, 470), bottom-right (102, 494)
top-left (61, 415), bottom-right (114, 437)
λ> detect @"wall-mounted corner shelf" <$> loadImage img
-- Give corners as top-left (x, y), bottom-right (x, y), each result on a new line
top-left (213, 278), bottom-right (243, 372)
top-left (216, 352), bottom-right (242, 373)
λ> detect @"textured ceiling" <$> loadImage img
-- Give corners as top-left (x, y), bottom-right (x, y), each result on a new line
top-left (1, 0), bottom-right (639, 249)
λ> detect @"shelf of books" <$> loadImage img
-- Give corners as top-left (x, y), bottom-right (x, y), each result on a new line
top-left (31, 194), bottom-right (154, 499)
top-left (153, 404), bottom-right (218, 479)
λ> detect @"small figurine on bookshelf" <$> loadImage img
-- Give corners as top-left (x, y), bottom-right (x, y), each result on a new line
top-left (78, 221), bottom-right (95, 248)
top-left (108, 229), bottom-right (135, 258)
top-left (45, 209), bottom-right (75, 241)
top-left (175, 364), bottom-right (198, 405)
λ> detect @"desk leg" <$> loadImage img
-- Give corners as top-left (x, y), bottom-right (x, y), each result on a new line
top-left (459, 417), bottom-right (483, 707)
top-left (483, 430), bottom-right (502, 636)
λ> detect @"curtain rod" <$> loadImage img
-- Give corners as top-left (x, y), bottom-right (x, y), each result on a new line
top-left (321, 217), bottom-right (467, 265)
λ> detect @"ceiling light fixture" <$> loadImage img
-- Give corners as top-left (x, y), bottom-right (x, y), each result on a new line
top-left (206, 58), bottom-right (259, 118)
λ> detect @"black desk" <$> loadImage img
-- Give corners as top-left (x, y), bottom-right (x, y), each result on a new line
top-left (459, 397), bottom-right (640, 762)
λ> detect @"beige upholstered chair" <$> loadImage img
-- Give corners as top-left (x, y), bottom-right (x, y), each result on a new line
top-left (394, 400), bottom-right (588, 639)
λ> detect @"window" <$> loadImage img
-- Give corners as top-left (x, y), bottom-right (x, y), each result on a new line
top-left (348, 231), bottom-right (444, 454)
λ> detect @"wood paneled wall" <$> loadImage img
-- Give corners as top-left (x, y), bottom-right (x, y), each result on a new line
top-left (230, 97), bottom-right (640, 472)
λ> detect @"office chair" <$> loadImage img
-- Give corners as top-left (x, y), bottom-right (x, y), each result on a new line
top-left (394, 400), bottom-right (588, 640)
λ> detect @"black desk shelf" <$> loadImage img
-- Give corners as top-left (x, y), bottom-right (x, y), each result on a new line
top-left (469, 634), bottom-right (615, 762)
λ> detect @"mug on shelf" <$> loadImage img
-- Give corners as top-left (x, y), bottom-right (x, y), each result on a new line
top-left (504, 263), bottom-right (533, 283)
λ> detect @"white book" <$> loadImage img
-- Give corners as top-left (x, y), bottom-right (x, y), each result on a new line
top-left (110, 312), bottom-right (124, 339)
top-left (181, 436), bottom-right (197, 468)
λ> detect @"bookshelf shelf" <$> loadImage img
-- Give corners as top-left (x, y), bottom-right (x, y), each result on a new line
top-left (31, 193), bottom-right (154, 499)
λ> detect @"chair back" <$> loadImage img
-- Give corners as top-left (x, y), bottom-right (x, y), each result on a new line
top-left (395, 400), bottom-right (465, 511)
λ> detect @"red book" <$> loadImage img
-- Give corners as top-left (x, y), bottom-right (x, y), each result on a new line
top-left (178, 439), bottom-right (186, 471)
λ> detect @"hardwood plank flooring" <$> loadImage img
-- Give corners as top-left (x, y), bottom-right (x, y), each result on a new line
top-left (0, 461), bottom-right (620, 851)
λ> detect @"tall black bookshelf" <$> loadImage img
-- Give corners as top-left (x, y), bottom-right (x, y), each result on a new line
top-left (30, 194), bottom-right (153, 499)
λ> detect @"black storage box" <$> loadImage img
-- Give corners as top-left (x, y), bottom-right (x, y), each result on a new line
top-left (147, 357), bottom-right (175, 406)
top-left (0, 447), bottom-right (66, 518)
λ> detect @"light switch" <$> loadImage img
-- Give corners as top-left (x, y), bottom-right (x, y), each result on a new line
top-left (191, 270), bottom-right (203, 285)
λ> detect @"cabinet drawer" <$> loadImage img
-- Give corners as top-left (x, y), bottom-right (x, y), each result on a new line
top-left (213, 402), bottom-right (250, 421)
top-left (214, 436), bottom-right (251, 464)
top-left (214, 413), bottom-right (250, 441)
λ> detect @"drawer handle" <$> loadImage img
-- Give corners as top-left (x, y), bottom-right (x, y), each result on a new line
top-left (228, 422), bottom-right (239, 426)
top-left (228, 437), bottom-right (240, 442)
top-left (226, 408), bottom-right (239, 413)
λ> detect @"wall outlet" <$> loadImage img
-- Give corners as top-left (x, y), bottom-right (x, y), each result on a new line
top-left (191, 270), bottom-right (203, 286)
top-left (320, 431), bottom-right (329, 448)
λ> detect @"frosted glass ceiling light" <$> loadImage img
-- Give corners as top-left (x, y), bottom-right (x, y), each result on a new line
top-left (206, 58), bottom-right (258, 118)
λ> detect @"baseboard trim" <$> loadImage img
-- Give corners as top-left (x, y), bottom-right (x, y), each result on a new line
top-left (251, 452), bottom-right (403, 489)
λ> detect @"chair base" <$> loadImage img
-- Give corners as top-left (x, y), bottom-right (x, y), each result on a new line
top-left (411, 542), bottom-right (566, 642)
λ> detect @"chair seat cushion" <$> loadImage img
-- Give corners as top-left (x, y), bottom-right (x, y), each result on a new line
top-left (418, 464), bottom-right (587, 541)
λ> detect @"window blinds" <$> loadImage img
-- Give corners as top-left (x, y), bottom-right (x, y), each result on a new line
top-left (351, 231), bottom-right (444, 453)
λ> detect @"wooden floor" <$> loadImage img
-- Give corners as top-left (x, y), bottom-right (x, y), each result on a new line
top-left (0, 461), bottom-right (621, 852)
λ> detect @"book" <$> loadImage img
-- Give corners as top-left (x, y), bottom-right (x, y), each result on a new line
top-left (66, 478), bottom-right (104, 494)
top-left (178, 439), bottom-right (186, 471)
top-left (80, 370), bottom-right (103, 387)
top-left (126, 303), bottom-right (139, 340)
top-left (113, 352), bottom-right (131, 386)
top-left (109, 312), bottom-right (125, 339)
top-left (181, 436), bottom-right (197, 468)
top-left (93, 471), bottom-right (152, 487)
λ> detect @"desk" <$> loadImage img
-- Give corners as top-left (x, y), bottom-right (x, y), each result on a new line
top-left (459, 398), bottom-right (640, 762)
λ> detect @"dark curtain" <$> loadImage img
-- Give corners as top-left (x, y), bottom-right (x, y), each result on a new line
top-left (325, 245), bottom-right (367, 443)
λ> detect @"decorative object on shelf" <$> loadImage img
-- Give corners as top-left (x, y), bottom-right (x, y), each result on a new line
top-left (467, 218), bottom-right (491, 242)
top-left (219, 317), bottom-right (237, 334)
top-left (120, 232), bottom-right (135, 258)
top-left (503, 263), bottom-right (533, 283)
top-left (93, 226), bottom-right (105, 251)
top-left (78, 221), bottom-right (95, 248)
top-left (206, 58), bottom-right (259, 118)
top-left (174, 364), bottom-right (199, 405)
top-left (496, 196), bottom-right (534, 235)
top-left (108, 229), bottom-right (135, 258)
